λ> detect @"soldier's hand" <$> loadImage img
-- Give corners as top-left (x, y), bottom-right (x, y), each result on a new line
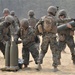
top-left (67, 23), bottom-right (72, 28)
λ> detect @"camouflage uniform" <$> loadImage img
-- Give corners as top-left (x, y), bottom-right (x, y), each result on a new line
top-left (4, 15), bottom-right (20, 69)
top-left (28, 10), bottom-right (40, 50)
top-left (0, 17), bottom-right (5, 56)
top-left (57, 9), bottom-right (75, 64)
top-left (10, 11), bottom-right (20, 27)
top-left (15, 19), bottom-right (39, 67)
top-left (0, 8), bottom-right (10, 57)
top-left (36, 6), bottom-right (60, 71)
top-left (0, 18), bottom-right (12, 57)
top-left (28, 10), bottom-right (38, 28)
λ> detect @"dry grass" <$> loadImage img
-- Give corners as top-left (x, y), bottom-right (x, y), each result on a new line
top-left (0, 36), bottom-right (75, 75)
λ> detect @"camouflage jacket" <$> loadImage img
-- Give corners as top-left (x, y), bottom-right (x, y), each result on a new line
top-left (35, 14), bottom-right (57, 35)
top-left (16, 27), bottom-right (36, 46)
top-left (0, 17), bottom-right (10, 42)
top-left (10, 16), bottom-right (20, 36)
top-left (0, 21), bottom-right (11, 41)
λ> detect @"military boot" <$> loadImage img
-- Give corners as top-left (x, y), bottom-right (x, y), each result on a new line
top-left (53, 66), bottom-right (59, 72)
top-left (36, 60), bottom-right (42, 71)
top-left (36, 63), bottom-right (42, 71)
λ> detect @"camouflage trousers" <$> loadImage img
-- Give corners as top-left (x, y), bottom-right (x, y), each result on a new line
top-left (38, 33), bottom-right (60, 67)
top-left (0, 42), bottom-right (5, 57)
top-left (35, 35), bottom-right (40, 51)
top-left (22, 42), bottom-right (39, 66)
top-left (58, 35), bottom-right (75, 62)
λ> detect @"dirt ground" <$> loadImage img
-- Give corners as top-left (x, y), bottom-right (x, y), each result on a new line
top-left (0, 37), bottom-right (75, 75)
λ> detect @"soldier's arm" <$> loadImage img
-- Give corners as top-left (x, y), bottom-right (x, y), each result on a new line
top-left (14, 29), bottom-right (21, 44)
top-left (35, 19), bottom-right (44, 35)
top-left (57, 18), bottom-right (73, 23)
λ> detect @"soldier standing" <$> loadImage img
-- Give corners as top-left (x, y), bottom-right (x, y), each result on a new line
top-left (57, 9), bottom-right (75, 64)
top-left (0, 8), bottom-right (10, 57)
top-left (28, 10), bottom-right (40, 51)
top-left (10, 11), bottom-right (20, 39)
top-left (10, 10), bottom-right (20, 27)
top-left (0, 15), bottom-right (19, 71)
top-left (28, 10), bottom-right (38, 28)
top-left (35, 6), bottom-right (60, 72)
top-left (0, 8), bottom-right (10, 22)
top-left (15, 19), bottom-right (39, 68)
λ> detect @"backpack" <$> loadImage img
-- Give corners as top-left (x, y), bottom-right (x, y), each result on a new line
top-left (43, 16), bottom-right (53, 32)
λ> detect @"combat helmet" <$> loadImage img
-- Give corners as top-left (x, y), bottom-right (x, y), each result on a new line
top-left (47, 6), bottom-right (57, 16)
top-left (10, 11), bottom-right (15, 16)
top-left (28, 10), bottom-right (34, 16)
top-left (20, 18), bottom-right (29, 29)
top-left (3, 8), bottom-right (10, 14)
top-left (57, 9), bottom-right (67, 17)
top-left (5, 15), bottom-right (14, 23)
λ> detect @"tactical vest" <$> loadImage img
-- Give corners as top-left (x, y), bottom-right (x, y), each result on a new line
top-left (38, 15), bottom-right (57, 34)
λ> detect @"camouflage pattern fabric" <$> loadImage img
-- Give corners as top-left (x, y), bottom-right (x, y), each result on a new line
top-left (16, 27), bottom-right (39, 66)
top-left (57, 17), bottom-right (75, 63)
top-left (36, 14), bottom-right (60, 68)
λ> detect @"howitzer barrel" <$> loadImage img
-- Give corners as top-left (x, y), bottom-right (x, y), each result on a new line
top-left (57, 21), bottom-right (75, 32)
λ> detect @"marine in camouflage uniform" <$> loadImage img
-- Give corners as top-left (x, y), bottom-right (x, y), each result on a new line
top-left (10, 11), bottom-right (20, 37)
top-left (28, 10), bottom-right (38, 28)
top-left (35, 6), bottom-right (60, 72)
top-left (28, 10), bottom-right (40, 51)
top-left (10, 11), bottom-right (20, 27)
top-left (4, 14), bottom-right (20, 69)
top-left (0, 15), bottom-right (17, 71)
top-left (0, 8), bottom-right (10, 57)
top-left (15, 19), bottom-right (39, 68)
top-left (0, 8), bottom-right (10, 22)
top-left (6, 11), bottom-right (20, 53)
top-left (57, 9), bottom-right (75, 64)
